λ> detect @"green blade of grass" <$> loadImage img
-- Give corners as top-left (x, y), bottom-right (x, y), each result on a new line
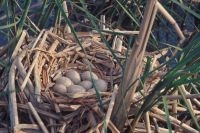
top-left (163, 97), bottom-right (173, 133)
top-left (16, 0), bottom-right (31, 36)
top-left (115, 0), bottom-right (139, 26)
top-left (8, 0), bottom-right (31, 58)
top-left (0, 20), bottom-right (19, 30)
top-left (178, 87), bottom-right (200, 131)
top-left (171, 0), bottom-right (200, 19)
top-left (37, 0), bottom-right (48, 26)
top-left (39, 2), bottom-right (55, 29)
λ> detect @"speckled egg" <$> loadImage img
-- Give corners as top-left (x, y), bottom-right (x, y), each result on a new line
top-left (65, 69), bottom-right (81, 84)
top-left (55, 76), bottom-right (73, 87)
top-left (93, 79), bottom-right (107, 92)
top-left (81, 71), bottom-right (98, 81)
top-left (79, 80), bottom-right (93, 90)
top-left (53, 84), bottom-right (67, 93)
top-left (67, 85), bottom-right (86, 93)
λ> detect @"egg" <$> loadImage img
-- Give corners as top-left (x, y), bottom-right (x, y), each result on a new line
top-left (87, 88), bottom-right (96, 93)
top-left (79, 80), bottom-right (93, 90)
top-left (53, 84), bottom-right (67, 93)
top-left (93, 79), bottom-right (107, 92)
top-left (56, 76), bottom-right (73, 87)
top-left (67, 85), bottom-right (86, 93)
top-left (65, 69), bottom-right (81, 84)
top-left (81, 71), bottom-right (98, 81)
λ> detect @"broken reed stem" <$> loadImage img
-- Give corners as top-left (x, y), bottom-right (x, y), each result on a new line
top-left (144, 112), bottom-right (151, 133)
top-left (21, 31), bottom-right (48, 90)
top-left (102, 84), bottom-right (118, 133)
top-left (100, 15), bottom-right (106, 30)
top-left (131, 1), bottom-right (158, 130)
top-left (156, 1), bottom-right (185, 56)
top-left (34, 57), bottom-right (42, 103)
top-left (152, 118), bottom-right (159, 132)
top-left (156, 2), bottom-right (185, 41)
top-left (144, 94), bottom-right (151, 131)
top-left (168, 105), bottom-right (200, 114)
top-left (92, 29), bottom-right (139, 36)
top-left (15, 124), bottom-right (40, 131)
top-left (17, 58), bottom-right (34, 92)
top-left (9, 59), bottom-right (19, 132)
top-left (172, 90), bottom-right (178, 118)
top-left (27, 102), bottom-right (49, 133)
top-left (49, 91), bottom-right (61, 113)
top-left (30, 29), bottom-right (45, 51)
top-left (49, 118), bottom-right (56, 133)
top-left (192, 99), bottom-right (200, 108)
top-left (180, 86), bottom-right (200, 107)
top-left (135, 122), bottom-right (173, 133)
top-left (11, 30), bottom-right (27, 61)
top-left (108, 121), bottom-right (120, 133)
top-left (58, 122), bottom-right (67, 133)
top-left (112, 35), bottom-right (117, 49)
top-left (152, 107), bottom-right (199, 133)
top-left (16, 51), bottom-right (36, 104)
top-left (62, 1), bottom-right (71, 33)
top-left (112, 35), bottom-right (123, 53)
top-left (125, 0), bottom-right (158, 92)
top-left (178, 85), bottom-right (200, 130)
top-left (130, 0), bottom-right (157, 129)
top-left (179, 85), bottom-right (195, 114)
top-left (8, 33), bottom-right (27, 131)
top-left (165, 94), bottom-right (200, 100)
top-left (111, 0), bottom-right (158, 131)
top-left (62, 1), bottom-right (69, 18)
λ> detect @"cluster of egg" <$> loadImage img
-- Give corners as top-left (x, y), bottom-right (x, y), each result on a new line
top-left (53, 69), bottom-right (107, 94)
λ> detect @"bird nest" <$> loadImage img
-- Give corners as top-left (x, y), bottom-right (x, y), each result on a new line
top-left (4, 27), bottom-right (167, 132)
top-left (7, 29), bottom-right (125, 132)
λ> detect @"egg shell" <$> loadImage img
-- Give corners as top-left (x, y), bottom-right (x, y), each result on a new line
top-left (67, 85), bottom-right (86, 93)
top-left (93, 79), bottom-right (107, 92)
top-left (53, 84), bottom-right (67, 93)
top-left (79, 80), bottom-right (93, 90)
top-left (81, 71), bottom-right (98, 81)
top-left (65, 69), bottom-right (81, 84)
top-left (56, 76), bottom-right (73, 87)
top-left (87, 88), bottom-right (96, 93)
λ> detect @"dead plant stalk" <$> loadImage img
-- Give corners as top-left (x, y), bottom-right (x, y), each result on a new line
top-left (111, 0), bottom-right (158, 131)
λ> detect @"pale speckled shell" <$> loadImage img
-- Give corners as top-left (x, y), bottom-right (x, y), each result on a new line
top-left (56, 76), bottom-right (73, 87)
top-left (53, 84), bottom-right (67, 93)
top-left (79, 80), bottom-right (93, 90)
top-left (93, 79), bottom-right (107, 92)
top-left (87, 88), bottom-right (96, 93)
top-left (81, 71), bottom-right (98, 81)
top-left (67, 85), bottom-right (86, 93)
top-left (65, 69), bottom-right (81, 84)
